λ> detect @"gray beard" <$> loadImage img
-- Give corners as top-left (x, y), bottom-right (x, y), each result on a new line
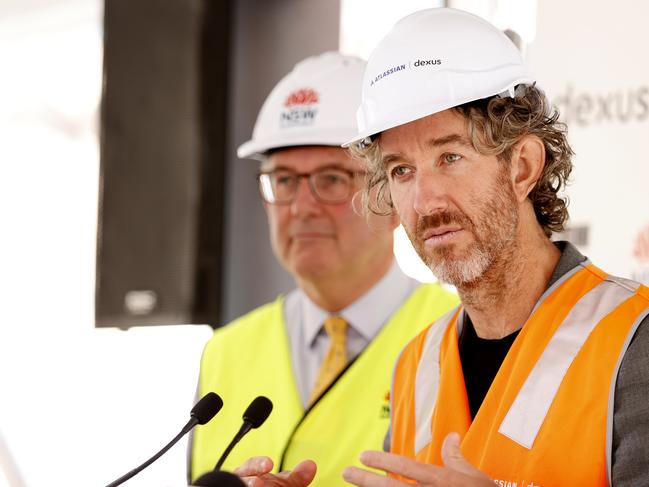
top-left (426, 245), bottom-right (493, 287)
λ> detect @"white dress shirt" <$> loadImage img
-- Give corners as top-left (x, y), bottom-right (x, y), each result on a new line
top-left (283, 261), bottom-right (420, 407)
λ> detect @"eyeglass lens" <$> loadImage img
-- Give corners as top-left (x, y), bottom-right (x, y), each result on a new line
top-left (259, 168), bottom-right (355, 204)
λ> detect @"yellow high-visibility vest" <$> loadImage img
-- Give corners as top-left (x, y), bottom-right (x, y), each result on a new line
top-left (190, 283), bottom-right (458, 486)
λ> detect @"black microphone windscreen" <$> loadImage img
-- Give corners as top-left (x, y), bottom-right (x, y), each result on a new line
top-left (192, 470), bottom-right (245, 487)
top-left (242, 396), bottom-right (273, 428)
top-left (191, 392), bottom-right (224, 425)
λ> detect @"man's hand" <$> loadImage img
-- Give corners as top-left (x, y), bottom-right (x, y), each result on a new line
top-left (343, 433), bottom-right (493, 486)
top-left (234, 456), bottom-right (317, 487)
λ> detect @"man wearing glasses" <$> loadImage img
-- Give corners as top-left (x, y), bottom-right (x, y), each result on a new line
top-left (188, 52), bottom-right (457, 486)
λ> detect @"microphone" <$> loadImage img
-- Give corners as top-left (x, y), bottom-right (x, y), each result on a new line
top-left (105, 392), bottom-right (223, 487)
top-left (214, 396), bottom-right (273, 470)
top-left (192, 470), bottom-right (246, 486)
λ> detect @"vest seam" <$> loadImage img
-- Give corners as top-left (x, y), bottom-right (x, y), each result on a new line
top-left (603, 275), bottom-right (641, 293)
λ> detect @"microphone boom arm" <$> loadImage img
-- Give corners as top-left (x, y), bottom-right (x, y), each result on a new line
top-left (214, 422), bottom-right (252, 471)
top-left (106, 418), bottom-right (198, 487)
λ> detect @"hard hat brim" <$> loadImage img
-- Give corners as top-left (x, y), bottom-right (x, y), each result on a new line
top-left (342, 76), bottom-right (535, 148)
top-left (238, 126), bottom-right (359, 160)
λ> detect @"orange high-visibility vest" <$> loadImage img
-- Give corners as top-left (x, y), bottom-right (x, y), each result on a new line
top-left (391, 263), bottom-right (649, 487)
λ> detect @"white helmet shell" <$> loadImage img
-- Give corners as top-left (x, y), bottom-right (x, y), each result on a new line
top-left (237, 51), bottom-right (366, 160)
top-left (344, 8), bottom-right (534, 146)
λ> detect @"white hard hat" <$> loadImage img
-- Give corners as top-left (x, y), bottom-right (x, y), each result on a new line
top-left (237, 51), bottom-right (366, 160)
top-left (344, 8), bottom-right (534, 146)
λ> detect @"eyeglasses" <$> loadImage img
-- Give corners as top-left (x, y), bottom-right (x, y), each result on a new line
top-left (258, 167), bottom-right (364, 205)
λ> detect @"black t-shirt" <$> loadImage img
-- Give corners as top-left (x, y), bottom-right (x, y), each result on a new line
top-left (458, 316), bottom-right (520, 419)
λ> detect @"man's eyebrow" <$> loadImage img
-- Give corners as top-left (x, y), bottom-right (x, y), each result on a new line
top-left (262, 163), bottom-right (355, 172)
top-left (261, 164), bottom-right (298, 172)
top-left (380, 153), bottom-right (404, 168)
top-left (380, 134), bottom-right (472, 168)
top-left (427, 134), bottom-right (473, 148)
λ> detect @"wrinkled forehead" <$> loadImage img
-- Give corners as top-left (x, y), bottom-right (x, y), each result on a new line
top-left (378, 108), bottom-right (470, 154)
top-left (261, 145), bottom-right (362, 172)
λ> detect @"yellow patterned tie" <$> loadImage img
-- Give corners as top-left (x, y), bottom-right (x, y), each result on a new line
top-left (309, 316), bottom-right (348, 405)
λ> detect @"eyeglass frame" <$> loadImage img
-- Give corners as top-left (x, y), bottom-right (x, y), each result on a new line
top-left (257, 166), bottom-right (366, 205)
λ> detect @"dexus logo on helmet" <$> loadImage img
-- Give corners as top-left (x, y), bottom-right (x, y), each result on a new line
top-left (413, 59), bottom-right (442, 67)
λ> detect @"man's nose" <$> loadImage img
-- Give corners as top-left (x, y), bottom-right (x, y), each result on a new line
top-left (412, 169), bottom-right (448, 216)
top-left (290, 177), bottom-right (321, 216)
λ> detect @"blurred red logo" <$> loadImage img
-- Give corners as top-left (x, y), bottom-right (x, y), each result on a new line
top-left (284, 88), bottom-right (319, 107)
top-left (633, 224), bottom-right (649, 263)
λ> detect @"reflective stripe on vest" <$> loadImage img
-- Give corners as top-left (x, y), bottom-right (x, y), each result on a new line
top-left (498, 275), bottom-right (641, 449)
top-left (391, 263), bottom-right (649, 486)
top-left (413, 308), bottom-right (458, 453)
top-left (191, 283), bottom-right (458, 486)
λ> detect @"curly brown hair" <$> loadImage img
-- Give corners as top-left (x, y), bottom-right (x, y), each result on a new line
top-left (350, 85), bottom-right (574, 237)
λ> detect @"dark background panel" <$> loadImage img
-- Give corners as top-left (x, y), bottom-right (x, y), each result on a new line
top-left (96, 0), bottom-right (229, 327)
top-left (96, 0), bottom-right (340, 328)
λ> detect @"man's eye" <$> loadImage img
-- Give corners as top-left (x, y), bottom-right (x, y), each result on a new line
top-left (443, 153), bottom-right (462, 164)
top-left (321, 173), bottom-right (346, 184)
top-left (390, 166), bottom-right (411, 178)
top-left (274, 174), bottom-right (295, 186)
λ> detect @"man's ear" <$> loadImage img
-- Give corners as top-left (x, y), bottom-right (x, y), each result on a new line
top-left (510, 135), bottom-right (545, 203)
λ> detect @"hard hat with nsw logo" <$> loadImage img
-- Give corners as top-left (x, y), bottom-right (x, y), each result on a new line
top-left (237, 51), bottom-right (365, 160)
top-left (344, 8), bottom-right (534, 146)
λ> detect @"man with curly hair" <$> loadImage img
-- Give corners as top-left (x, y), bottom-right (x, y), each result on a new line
top-left (337, 8), bottom-right (649, 487)
top-left (236, 9), bottom-right (649, 487)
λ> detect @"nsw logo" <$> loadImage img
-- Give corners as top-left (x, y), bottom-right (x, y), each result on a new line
top-left (380, 391), bottom-right (390, 419)
top-left (280, 88), bottom-right (319, 127)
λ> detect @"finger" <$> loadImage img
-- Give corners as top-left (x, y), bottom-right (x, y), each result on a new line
top-left (358, 450), bottom-right (445, 483)
top-left (441, 433), bottom-right (476, 475)
top-left (234, 456), bottom-right (274, 477)
top-left (246, 478), bottom-right (263, 487)
top-left (342, 466), bottom-right (404, 487)
top-left (285, 460), bottom-right (317, 486)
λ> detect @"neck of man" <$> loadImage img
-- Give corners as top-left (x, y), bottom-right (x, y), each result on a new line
top-left (296, 253), bottom-right (395, 313)
top-left (457, 215), bottom-right (561, 340)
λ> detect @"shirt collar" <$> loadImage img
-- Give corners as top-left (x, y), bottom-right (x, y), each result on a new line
top-left (299, 261), bottom-right (419, 346)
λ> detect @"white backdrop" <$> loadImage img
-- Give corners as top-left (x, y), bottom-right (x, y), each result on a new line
top-left (526, 0), bottom-right (649, 284)
top-left (0, 2), bottom-right (212, 486)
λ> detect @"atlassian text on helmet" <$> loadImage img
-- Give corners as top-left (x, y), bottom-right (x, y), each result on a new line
top-left (370, 64), bottom-right (406, 86)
